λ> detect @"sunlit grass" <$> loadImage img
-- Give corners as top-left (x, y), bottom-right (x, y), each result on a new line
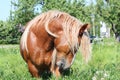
top-left (0, 38), bottom-right (120, 80)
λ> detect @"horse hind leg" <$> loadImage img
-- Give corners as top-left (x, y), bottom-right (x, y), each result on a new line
top-left (27, 60), bottom-right (40, 78)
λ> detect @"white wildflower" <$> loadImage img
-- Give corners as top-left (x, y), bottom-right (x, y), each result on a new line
top-left (96, 71), bottom-right (99, 75)
top-left (92, 76), bottom-right (97, 80)
top-left (101, 77), bottom-right (104, 80)
top-left (104, 72), bottom-right (109, 77)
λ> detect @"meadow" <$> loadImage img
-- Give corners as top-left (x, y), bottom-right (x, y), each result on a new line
top-left (0, 38), bottom-right (120, 80)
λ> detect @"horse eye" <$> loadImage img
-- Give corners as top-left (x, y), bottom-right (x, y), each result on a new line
top-left (66, 50), bottom-right (71, 55)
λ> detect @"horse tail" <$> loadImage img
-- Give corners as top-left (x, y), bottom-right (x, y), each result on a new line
top-left (80, 31), bottom-right (91, 63)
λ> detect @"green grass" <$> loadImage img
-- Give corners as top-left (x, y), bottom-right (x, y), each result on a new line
top-left (0, 38), bottom-right (120, 80)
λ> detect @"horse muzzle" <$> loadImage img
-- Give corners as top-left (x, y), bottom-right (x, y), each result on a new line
top-left (56, 58), bottom-right (70, 70)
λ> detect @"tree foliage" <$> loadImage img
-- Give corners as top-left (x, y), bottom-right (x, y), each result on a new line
top-left (0, 0), bottom-right (120, 44)
top-left (94, 0), bottom-right (120, 41)
top-left (96, 0), bottom-right (120, 36)
top-left (0, 20), bottom-right (19, 44)
top-left (11, 0), bottom-right (39, 25)
top-left (0, 0), bottom-right (40, 44)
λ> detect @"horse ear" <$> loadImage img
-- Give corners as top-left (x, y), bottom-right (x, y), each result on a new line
top-left (79, 23), bottom-right (90, 36)
top-left (45, 18), bottom-right (63, 37)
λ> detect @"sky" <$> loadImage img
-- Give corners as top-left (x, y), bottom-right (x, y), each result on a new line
top-left (0, 0), bottom-right (95, 21)
top-left (0, 0), bottom-right (11, 21)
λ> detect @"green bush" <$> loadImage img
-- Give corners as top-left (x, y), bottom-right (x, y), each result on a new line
top-left (0, 21), bottom-right (22, 44)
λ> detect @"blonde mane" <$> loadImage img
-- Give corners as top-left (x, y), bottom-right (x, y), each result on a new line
top-left (44, 10), bottom-right (83, 54)
top-left (22, 10), bottom-right (83, 53)
top-left (60, 13), bottom-right (83, 53)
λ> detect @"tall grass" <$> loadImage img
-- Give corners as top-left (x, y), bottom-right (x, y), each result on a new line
top-left (0, 38), bottom-right (120, 80)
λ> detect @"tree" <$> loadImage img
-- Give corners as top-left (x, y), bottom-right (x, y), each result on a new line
top-left (11, 0), bottom-right (39, 25)
top-left (0, 0), bottom-right (40, 44)
top-left (96, 0), bottom-right (120, 41)
top-left (1, 0), bottom-right (40, 44)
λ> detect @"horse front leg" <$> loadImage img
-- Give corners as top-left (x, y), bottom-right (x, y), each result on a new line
top-left (27, 60), bottom-right (40, 78)
top-left (50, 48), bottom-right (61, 77)
top-left (51, 66), bottom-right (61, 77)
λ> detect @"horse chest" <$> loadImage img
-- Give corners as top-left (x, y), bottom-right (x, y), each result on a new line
top-left (30, 49), bottom-right (52, 66)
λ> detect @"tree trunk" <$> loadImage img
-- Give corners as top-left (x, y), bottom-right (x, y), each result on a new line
top-left (111, 23), bottom-right (120, 42)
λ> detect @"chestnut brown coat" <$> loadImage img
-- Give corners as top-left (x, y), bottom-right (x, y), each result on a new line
top-left (20, 10), bottom-right (91, 78)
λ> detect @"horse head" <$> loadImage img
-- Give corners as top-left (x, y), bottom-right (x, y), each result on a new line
top-left (45, 16), bottom-right (90, 76)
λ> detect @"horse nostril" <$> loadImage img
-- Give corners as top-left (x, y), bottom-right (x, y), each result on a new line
top-left (57, 61), bottom-right (65, 69)
top-left (60, 62), bottom-right (64, 68)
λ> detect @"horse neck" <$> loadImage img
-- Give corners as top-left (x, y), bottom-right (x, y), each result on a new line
top-left (31, 26), bottom-right (55, 52)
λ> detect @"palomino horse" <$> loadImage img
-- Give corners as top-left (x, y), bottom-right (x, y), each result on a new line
top-left (20, 10), bottom-right (91, 78)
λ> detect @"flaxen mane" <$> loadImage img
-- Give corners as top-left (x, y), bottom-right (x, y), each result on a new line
top-left (45, 11), bottom-right (83, 54)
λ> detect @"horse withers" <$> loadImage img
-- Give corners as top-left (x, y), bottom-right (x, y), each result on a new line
top-left (20, 10), bottom-right (91, 78)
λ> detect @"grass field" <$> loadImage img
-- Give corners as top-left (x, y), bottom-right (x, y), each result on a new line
top-left (0, 38), bottom-right (120, 80)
